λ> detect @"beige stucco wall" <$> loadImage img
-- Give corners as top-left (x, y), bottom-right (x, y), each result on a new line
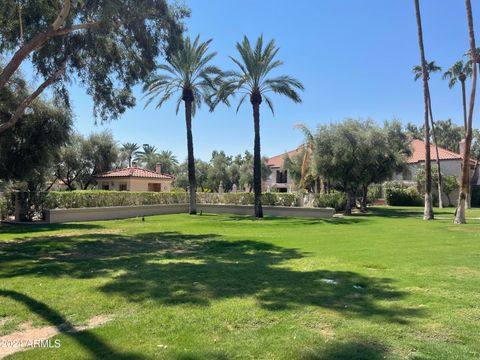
top-left (95, 177), bottom-right (173, 192)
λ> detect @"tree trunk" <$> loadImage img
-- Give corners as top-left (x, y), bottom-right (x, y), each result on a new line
top-left (414, 0), bottom-right (434, 220)
top-left (461, 79), bottom-right (468, 130)
top-left (344, 187), bottom-right (353, 216)
top-left (455, 0), bottom-right (477, 224)
top-left (185, 100), bottom-right (197, 215)
top-left (252, 100), bottom-right (263, 218)
top-left (427, 88), bottom-right (443, 208)
top-left (360, 184), bottom-right (368, 212)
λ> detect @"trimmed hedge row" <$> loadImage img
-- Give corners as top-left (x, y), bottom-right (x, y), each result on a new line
top-left (42, 190), bottom-right (298, 209)
top-left (313, 192), bottom-right (347, 211)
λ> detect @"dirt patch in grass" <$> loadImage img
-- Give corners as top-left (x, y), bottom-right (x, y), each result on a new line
top-left (0, 314), bottom-right (113, 359)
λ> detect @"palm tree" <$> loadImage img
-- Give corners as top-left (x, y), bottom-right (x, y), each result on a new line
top-left (143, 35), bottom-right (221, 215)
top-left (294, 123), bottom-right (317, 191)
top-left (120, 142), bottom-right (140, 167)
top-left (414, 0), bottom-right (434, 220)
top-left (216, 35), bottom-right (304, 218)
top-left (135, 144), bottom-right (158, 169)
top-left (443, 60), bottom-right (472, 130)
top-left (413, 61), bottom-right (444, 208)
top-left (455, 0), bottom-right (478, 224)
top-left (157, 150), bottom-right (179, 175)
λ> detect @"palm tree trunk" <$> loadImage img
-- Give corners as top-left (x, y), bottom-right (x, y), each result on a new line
top-left (461, 79), bottom-right (468, 130)
top-left (414, 0), bottom-right (434, 220)
top-left (185, 100), bottom-right (197, 215)
top-left (252, 101), bottom-right (263, 218)
top-left (427, 87), bottom-right (443, 208)
top-left (455, 0), bottom-right (477, 224)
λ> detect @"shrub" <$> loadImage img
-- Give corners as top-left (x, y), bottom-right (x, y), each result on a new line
top-left (367, 184), bottom-right (382, 204)
top-left (40, 191), bottom-right (299, 209)
top-left (384, 182), bottom-right (423, 206)
top-left (313, 192), bottom-right (347, 211)
top-left (0, 193), bottom-right (8, 220)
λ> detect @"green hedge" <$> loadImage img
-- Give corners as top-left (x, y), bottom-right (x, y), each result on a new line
top-left (313, 192), bottom-right (347, 211)
top-left (41, 191), bottom-right (298, 209)
top-left (384, 182), bottom-right (423, 206)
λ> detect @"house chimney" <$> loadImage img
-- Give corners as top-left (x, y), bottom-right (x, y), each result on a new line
top-left (459, 139), bottom-right (466, 158)
top-left (132, 162), bottom-right (138, 168)
top-left (156, 162), bottom-right (161, 174)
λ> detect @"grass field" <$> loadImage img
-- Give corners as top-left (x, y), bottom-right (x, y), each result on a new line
top-left (1, 207), bottom-right (480, 359)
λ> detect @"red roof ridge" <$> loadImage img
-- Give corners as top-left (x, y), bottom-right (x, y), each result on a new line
top-left (94, 166), bottom-right (174, 179)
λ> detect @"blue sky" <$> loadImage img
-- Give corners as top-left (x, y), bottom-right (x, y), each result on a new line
top-left (23, 0), bottom-right (479, 161)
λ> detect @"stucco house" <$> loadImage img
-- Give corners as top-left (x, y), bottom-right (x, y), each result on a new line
top-left (393, 139), bottom-right (479, 204)
top-left (94, 163), bottom-right (174, 192)
top-left (264, 147), bottom-right (303, 192)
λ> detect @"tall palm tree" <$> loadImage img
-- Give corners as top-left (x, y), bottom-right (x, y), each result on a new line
top-left (413, 61), bottom-right (444, 208)
top-left (216, 35), bottom-right (304, 218)
top-left (120, 142), bottom-right (140, 167)
top-left (443, 60), bottom-right (472, 130)
top-left (294, 123), bottom-right (317, 191)
top-left (135, 144), bottom-right (159, 169)
top-left (143, 35), bottom-right (222, 215)
top-left (414, 0), bottom-right (434, 220)
top-left (455, 0), bottom-right (478, 224)
top-left (157, 150), bottom-right (179, 175)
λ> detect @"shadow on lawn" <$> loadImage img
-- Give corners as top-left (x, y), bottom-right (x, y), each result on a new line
top-left (0, 222), bottom-right (103, 235)
top-left (0, 231), bottom-right (421, 323)
top-left (0, 290), bottom-right (145, 360)
top-left (300, 338), bottom-right (389, 360)
top-left (366, 207), bottom-right (454, 219)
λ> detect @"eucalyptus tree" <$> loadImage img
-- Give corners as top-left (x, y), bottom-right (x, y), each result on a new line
top-left (0, 0), bottom-right (187, 137)
top-left (413, 61), bottom-right (444, 207)
top-left (413, 0), bottom-right (434, 220)
top-left (215, 35), bottom-right (304, 218)
top-left (455, 0), bottom-right (478, 224)
top-left (120, 143), bottom-right (140, 167)
top-left (143, 35), bottom-right (222, 214)
top-left (443, 60), bottom-right (472, 130)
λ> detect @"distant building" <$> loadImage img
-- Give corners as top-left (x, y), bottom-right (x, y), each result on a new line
top-left (394, 139), bottom-right (479, 205)
top-left (94, 163), bottom-right (174, 192)
top-left (264, 147), bottom-right (303, 192)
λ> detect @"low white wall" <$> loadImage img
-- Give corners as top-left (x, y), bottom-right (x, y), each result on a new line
top-left (45, 204), bottom-right (334, 223)
top-left (45, 204), bottom-right (189, 223)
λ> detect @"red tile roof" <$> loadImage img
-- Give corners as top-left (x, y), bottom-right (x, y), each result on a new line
top-left (267, 146), bottom-right (304, 168)
top-left (95, 167), bottom-right (174, 179)
top-left (408, 139), bottom-right (476, 166)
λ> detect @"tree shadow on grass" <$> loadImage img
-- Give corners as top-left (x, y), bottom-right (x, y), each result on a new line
top-left (301, 338), bottom-right (389, 360)
top-left (0, 231), bottom-right (421, 323)
top-left (0, 290), bottom-right (145, 360)
top-left (365, 207), bottom-right (454, 219)
top-left (206, 214), bottom-right (371, 225)
top-left (0, 222), bottom-right (104, 235)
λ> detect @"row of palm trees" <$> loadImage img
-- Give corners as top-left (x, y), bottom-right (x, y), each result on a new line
top-left (120, 143), bottom-right (178, 173)
top-left (414, 0), bottom-right (478, 223)
top-left (143, 35), bottom-right (304, 217)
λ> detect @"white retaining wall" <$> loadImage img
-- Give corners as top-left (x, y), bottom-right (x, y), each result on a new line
top-left (45, 204), bottom-right (334, 223)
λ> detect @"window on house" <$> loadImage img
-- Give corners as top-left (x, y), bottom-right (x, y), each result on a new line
top-left (276, 170), bottom-right (288, 183)
top-left (119, 184), bottom-right (127, 191)
top-left (148, 183), bottom-right (161, 192)
top-left (102, 184), bottom-right (109, 190)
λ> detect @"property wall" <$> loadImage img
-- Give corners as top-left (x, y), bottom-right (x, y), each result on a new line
top-left (45, 204), bottom-right (334, 223)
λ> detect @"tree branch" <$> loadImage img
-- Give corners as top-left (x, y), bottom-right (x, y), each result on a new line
top-left (0, 63), bottom-right (66, 136)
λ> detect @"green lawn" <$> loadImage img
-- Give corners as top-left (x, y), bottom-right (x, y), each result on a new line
top-left (1, 207), bottom-right (480, 359)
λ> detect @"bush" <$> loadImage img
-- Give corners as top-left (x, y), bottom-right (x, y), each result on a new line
top-left (0, 193), bottom-right (8, 220)
top-left (41, 190), bottom-right (298, 209)
top-left (313, 192), bottom-right (347, 211)
top-left (367, 184), bottom-right (382, 204)
top-left (384, 182), bottom-right (423, 206)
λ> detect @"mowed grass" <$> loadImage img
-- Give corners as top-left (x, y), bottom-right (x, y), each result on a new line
top-left (1, 207), bottom-right (480, 359)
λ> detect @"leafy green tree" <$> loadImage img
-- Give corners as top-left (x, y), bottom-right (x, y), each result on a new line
top-left (216, 35), bottom-right (303, 217)
top-left (120, 143), bottom-right (140, 168)
top-left (0, 76), bottom-right (72, 188)
top-left (432, 119), bottom-right (464, 152)
top-left (143, 35), bottom-right (222, 214)
top-left (443, 176), bottom-right (459, 206)
top-left (174, 159), bottom-right (210, 192)
top-left (207, 150), bottom-right (233, 191)
top-left (55, 131), bottom-right (118, 190)
top-left (0, 0), bottom-right (188, 136)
